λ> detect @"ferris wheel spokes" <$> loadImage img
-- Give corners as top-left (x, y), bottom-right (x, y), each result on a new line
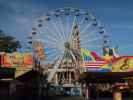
top-left (45, 50), bottom-right (64, 64)
top-left (34, 38), bottom-right (57, 45)
top-left (66, 15), bottom-right (70, 40)
top-left (43, 25), bottom-right (60, 41)
top-left (29, 7), bottom-right (109, 71)
top-left (78, 17), bottom-right (85, 28)
top-left (80, 22), bottom-right (93, 34)
top-left (81, 37), bottom-right (103, 45)
top-left (50, 20), bottom-right (64, 40)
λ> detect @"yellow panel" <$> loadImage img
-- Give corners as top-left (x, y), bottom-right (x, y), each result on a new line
top-left (112, 57), bottom-right (133, 72)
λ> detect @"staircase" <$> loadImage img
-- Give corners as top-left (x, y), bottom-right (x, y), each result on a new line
top-left (47, 56), bottom-right (62, 82)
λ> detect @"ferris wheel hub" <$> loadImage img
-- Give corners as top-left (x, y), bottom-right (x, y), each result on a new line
top-left (64, 42), bottom-right (70, 49)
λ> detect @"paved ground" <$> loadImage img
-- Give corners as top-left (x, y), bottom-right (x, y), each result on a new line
top-left (48, 96), bottom-right (84, 100)
top-left (45, 96), bottom-right (133, 100)
top-left (0, 95), bottom-right (132, 100)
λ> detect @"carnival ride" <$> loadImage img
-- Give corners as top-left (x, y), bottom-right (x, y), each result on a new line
top-left (0, 7), bottom-right (133, 99)
top-left (28, 7), bottom-right (110, 84)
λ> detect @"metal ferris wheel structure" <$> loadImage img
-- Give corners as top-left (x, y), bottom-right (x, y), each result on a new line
top-left (27, 8), bottom-right (110, 83)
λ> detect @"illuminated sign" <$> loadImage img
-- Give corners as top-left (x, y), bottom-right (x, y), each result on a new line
top-left (1, 52), bottom-right (33, 68)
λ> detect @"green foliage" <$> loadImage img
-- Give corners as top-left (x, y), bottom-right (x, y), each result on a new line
top-left (0, 30), bottom-right (21, 53)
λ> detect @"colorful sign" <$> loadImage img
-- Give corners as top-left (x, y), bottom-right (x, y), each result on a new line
top-left (81, 48), bottom-right (110, 72)
top-left (81, 48), bottom-right (103, 61)
top-left (81, 48), bottom-right (133, 72)
top-left (1, 52), bottom-right (33, 68)
top-left (82, 61), bottom-right (107, 68)
top-left (112, 56), bottom-right (133, 72)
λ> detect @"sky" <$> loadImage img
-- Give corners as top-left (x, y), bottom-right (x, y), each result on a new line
top-left (0, 0), bottom-right (133, 55)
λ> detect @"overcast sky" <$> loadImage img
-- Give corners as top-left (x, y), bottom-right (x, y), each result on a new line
top-left (0, 0), bottom-right (133, 55)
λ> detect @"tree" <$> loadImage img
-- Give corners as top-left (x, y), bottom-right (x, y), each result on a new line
top-left (0, 30), bottom-right (21, 53)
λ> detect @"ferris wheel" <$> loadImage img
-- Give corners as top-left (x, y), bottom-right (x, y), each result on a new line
top-left (28, 7), bottom-right (109, 66)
